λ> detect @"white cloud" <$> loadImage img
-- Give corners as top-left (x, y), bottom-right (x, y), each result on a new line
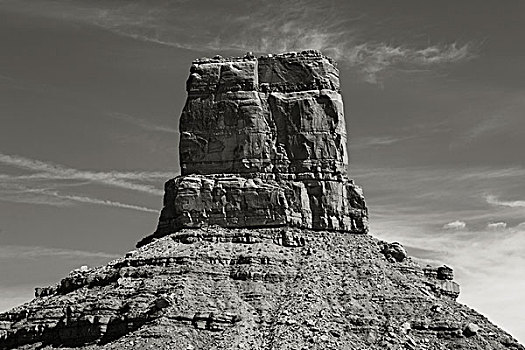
top-left (0, 245), bottom-right (119, 260)
top-left (459, 167), bottom-right (525, 180)
top-left (351, 136), bottom-right (409, 149)
top-left (1, 0), bottom-right (475, 84)
top-left (0, 153), bottom-right (169, 212)
top-left (345, 42), bottom-right (473, 83)
top-left (36, 189), bottom-right (158, 213)
top-left (0, 183), bottom-right (157, 213)
top-left (0, 153), bottom-right (167, 195)
top-left (486, 195), bottom-right (525, 208)
top-left (443, 220), bottom-right (467, 230)
top-left (108, 112), bottom-right (178, 134)
top-left (487, 221), bottom-right (507, 230)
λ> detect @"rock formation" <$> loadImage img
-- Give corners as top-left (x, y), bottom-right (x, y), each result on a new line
top-left (142, 50), bottom-right (368, 247)
top-left (0, 51), bottom-right (522, 350)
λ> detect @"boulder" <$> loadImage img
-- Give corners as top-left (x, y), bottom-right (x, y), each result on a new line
top-left (382, 242), bottom-right (407, 262)
top-left (463, 322), bottom-right (480, 337)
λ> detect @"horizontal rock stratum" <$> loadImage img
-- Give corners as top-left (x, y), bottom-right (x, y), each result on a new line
top-left (1, 228), bottom-right (522, 349)
top-left (143, 51), bottom-right (368, 246)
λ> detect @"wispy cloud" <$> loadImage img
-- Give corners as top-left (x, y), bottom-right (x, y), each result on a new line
top-left (486, 195), bottom-right (525, 208)
top-left (1, 183), bottom-right (73, 206)
top-left (1, 0), bottom-right (476, 84)
top-left (351, 136), bottom-right (408, 149)
top-left (108, 112), bottom-right (178, 134)
top-left (354, 164), bottom-right (525, 246)
top-left (51, 192), bottom-right (157, 213)
top-left (0, 153), bottom-right (169, 212)
top-left (32, 187), bottom-right (158, 213)
top-left (443, 220), bottom-right (467, 230)
top-left (344, 42), bottom-right (473, 83)
top-left (487, 221), bottom-right (507, 230)
top-left (458, 167), bottom-right (525, 180)
top-left (463, 114), bottom-right (505, 144)
top-left (0, 183), bottom-right (158, 212)
top-left (0, 153), bottom-right (168, 195)
top-left (0, 244), bottom-right (119, 260)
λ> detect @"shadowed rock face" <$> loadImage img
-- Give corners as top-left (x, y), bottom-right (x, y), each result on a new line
top-left (147, 51), bottom-right (368, 243)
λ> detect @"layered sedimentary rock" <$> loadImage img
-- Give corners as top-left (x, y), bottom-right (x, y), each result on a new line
top-left (149, 51), bottom-right (368, 242)
top-left (1, 228), bottom-right (522, 349)
top-left (180, 52), bottom-right (343, 174)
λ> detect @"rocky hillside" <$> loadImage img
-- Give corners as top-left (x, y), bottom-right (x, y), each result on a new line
top-left (1, 227), bottom-right (523, 349)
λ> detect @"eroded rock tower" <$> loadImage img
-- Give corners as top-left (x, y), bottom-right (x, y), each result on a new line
top-left (147, 50), bottom-right (368, 245)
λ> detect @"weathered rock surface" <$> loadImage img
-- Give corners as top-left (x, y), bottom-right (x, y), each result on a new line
top-left (180, 51), bottom-right (343, 175)
top-left (142, 172), bottom-right (367, 247)
top-left (148, 50), bottom-right (368, 238)
top-left (1, 228), bottom-right (522, 349)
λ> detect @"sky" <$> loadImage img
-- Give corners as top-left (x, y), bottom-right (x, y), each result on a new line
top-left (0, 0), bottom-right (524, 343)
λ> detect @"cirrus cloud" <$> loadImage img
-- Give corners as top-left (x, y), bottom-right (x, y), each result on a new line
top-left (487, 222), bottom-right (507, 230)
top-left (443, 220), bottom-right (467, 230)
top-left (0, 0), bottom-right (476, 84)
top-left (486, 195), bottom-right (525, 208)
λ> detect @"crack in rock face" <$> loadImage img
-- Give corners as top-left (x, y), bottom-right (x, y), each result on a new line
top-left (144, 50), bottom-right (368, 246)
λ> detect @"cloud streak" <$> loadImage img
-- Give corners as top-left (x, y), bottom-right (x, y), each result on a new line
top-left (0, 183), bottom-right (157, 212)
top-left (31, 188), bottom-right (158, 213)
top-left (0, 244), bottom-right (119, 260)
top-left (0, 0), bottom-right (476, 84)
top-left (346, 42), bottom-right (472, 83)
top-left (487, 221), bottom-right (507, 230)
top-left (351, 136), bottom-right (405, 149)
top-left (0, 153), bottom-right (168, 195)
top-left (108, 112), bottom-right (178, 134)
top-left (0, 153), bottom-right (168, 212)
top-left (443, 220), bottom-right (466, 230)
top-left (486, 195), bottom-right (525, 208)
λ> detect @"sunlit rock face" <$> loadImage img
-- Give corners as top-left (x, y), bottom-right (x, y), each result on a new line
top-left (145, 50), bottom-right (368, 246)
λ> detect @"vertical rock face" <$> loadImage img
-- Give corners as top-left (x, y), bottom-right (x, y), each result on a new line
top-left (180, 51), bottom-right (344, 175)
top-left (146, 50), bottom-right (368, 246)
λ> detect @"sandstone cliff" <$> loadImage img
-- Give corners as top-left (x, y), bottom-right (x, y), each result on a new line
top-left (144, 50), bottom-right (368, 245)
top-left (0, 51), bottom-right (522, 350)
